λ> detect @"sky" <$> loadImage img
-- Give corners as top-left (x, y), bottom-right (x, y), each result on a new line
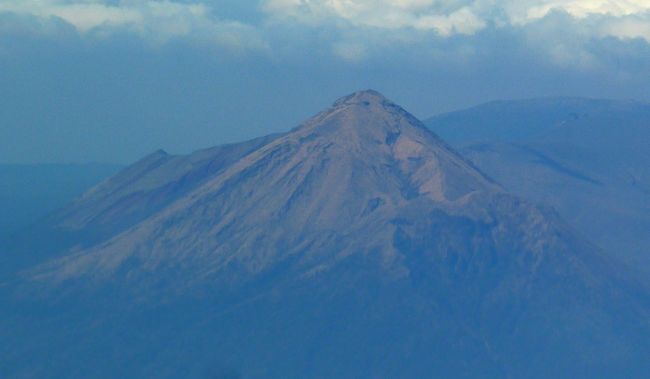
top-left (1, 0), bottom-right (649, 164)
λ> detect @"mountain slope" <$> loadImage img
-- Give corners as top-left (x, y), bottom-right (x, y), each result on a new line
top-left (426, 97), bottom-right (650, 271)
top-left (1, 134), bottom-right (281, 275)
top-left (52, 133), bottom-right (282, 236)
top-left (34, 90), bottom-right (500, 291)
top-left (3, 91), bottom-right (650, 378)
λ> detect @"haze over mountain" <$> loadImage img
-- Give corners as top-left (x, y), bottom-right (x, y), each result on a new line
top-left (0, 164), bottom-right (120, 239)
top-left (2, 91), bottom-right (650, 378)
top-left (426, 98), bottom-right (650, 271)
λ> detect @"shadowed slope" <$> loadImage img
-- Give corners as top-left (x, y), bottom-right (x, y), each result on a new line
top-left (426, 97), bottom-right (650, 271)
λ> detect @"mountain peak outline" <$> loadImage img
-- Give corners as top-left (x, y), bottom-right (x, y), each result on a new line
top-left (12, 90), bottom-right (650, 377)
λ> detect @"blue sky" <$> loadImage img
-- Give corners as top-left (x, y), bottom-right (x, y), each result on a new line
top-left (1, 0), bottom-right (649, 163)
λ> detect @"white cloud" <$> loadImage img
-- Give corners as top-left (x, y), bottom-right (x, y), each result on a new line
top-left (262, 0), bottom-right (650, 40)
top-left (413, 7), bottom-right (485, 36)
top-left (523, 0), bottom-right (650, 20)
top-left (599, 16), bottom-right (650, 41)
top-left (2, 0), bottom-right (650, 65)
top-left (0, 0), bottom-right (266, 50)
top-left (332, 41), bottom-right (367, 62)
top-left (262, 0), bottom-right (487, 36)
top-left (521, 1), bottom-right (650, 43)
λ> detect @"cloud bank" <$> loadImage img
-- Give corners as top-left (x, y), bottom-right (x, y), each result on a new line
top-left (0, 0), bottom-right (265, 50)
top-left (0, 1), bottom-right (649, 70)
top-left (1, 1), bottom-right (650, 164)
top-left (262, 0), bottom-right (650, 41)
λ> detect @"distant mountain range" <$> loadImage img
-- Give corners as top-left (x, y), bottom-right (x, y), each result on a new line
top-left (2, 92), bottom-right (650, 378)
top-left (427, 97), bottom-right (650, 272)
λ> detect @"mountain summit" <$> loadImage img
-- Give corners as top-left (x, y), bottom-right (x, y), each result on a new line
top-left (9, 91), bottom-right (650, 378)
top-left (35, 90), bottom-right (499, 287)
top-left (332, 88), bottom-right (388, 107)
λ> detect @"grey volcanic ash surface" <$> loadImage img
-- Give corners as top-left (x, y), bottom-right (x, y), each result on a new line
top-left (5, 91), bottom-right (650, 379)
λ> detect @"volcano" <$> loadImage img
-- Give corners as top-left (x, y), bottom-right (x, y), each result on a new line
top-left (4, 90), bottom-right (650, 378)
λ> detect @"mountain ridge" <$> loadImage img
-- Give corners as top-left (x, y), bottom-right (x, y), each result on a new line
top-left (3, 90), bottom-right (650, 378)
top-left (30, 90), bottom-right (504, 290)
top-left (426, 96), bottom-right (650, 271)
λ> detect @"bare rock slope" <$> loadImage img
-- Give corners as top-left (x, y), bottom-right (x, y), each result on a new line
top-left (9, 91), bottom-right (650, 378)
top-left (37, 90), bottom-right (501, 288)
